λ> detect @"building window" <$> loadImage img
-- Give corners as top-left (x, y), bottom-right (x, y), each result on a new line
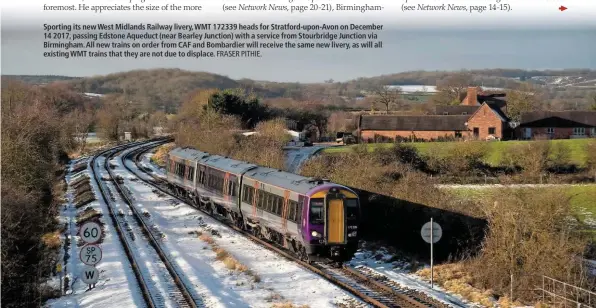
top-left (547, 127), bottom-right (555, 135)
top-left (488, 127), bottom-right (496, 135)
top-left (443, 112), bottom-right (449, 115)
top-left (592, 128), bottom-right (596, 136)
top-left (473, 127), bottom-right (479, 137)
top-left (455, 131), bottom-right (462, 138)
top-left (573, 127), bottom-right (586, 135)
top-left (462, 112), bottom-right (467, 115)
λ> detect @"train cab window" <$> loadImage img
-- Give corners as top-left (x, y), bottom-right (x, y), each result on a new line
top-left (309, 198), bottom-right (324, 225)
top-left (345, 199), bottom-right (359, 220)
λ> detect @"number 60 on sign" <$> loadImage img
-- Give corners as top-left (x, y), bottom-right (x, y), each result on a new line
top-left (79, 222), bottom-right (102, 244)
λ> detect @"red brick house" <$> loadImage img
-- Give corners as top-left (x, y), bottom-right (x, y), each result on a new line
top-left (359, 115), bottom-right (470, 142)
top-left (516, 111), bottom-right (596, 139)
top-left (358, 86), bottom-right (512, 142)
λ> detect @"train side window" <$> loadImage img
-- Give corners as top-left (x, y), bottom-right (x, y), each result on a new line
top-left (257, 190), bottom-right (264, 208)
top-left (269, 194), bottom-right (275, 214)
top-left (275, 196), bottom-right (283, 216)
top-left (187, 166), bottom-right (195, 181)
top-left (297, 202), bottom-right (302, 223)
top-left (274, 195), bottom-right (280, 215)
top-left (288, 201), bottom-right (296, 222)
top-left (272, 195), bottom-right (279, 215)
top-left (265, 193), bottom-right (272, 212)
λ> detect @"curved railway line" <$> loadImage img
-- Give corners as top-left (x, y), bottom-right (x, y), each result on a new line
top-left (90, 141), bottom-right (203, 308)
top-left (116, 139), bottom-right (456, 308)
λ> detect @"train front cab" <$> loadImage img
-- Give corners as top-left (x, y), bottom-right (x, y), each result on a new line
top-left (305, 186), bottom-right (359, 261)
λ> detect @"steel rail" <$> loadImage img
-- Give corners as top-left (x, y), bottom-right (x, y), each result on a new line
top-left (104, 142), bottom-right (200, 308)
top-left (123, 141), bottom-right (449, 308)
top-left (89, 142), bottom-right (157, 308)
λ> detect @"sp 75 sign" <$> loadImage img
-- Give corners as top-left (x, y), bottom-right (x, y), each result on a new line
top-left (80, 244), bottom-right (102, 266)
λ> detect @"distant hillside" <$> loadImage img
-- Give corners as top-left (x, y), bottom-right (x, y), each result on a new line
top-left (6, 68), bottom-right (594, 113)
top-left (3, 75), bottom-right (80, 84)
top-left (342, 69), bottom-right (596, 91)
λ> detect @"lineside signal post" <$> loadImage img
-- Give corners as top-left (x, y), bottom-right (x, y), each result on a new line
top-left (79, 222), bottom-right (103, 289)
top-left (421, 218), bottom-right (442, 289)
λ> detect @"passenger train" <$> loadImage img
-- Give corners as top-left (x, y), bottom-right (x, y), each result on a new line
top-left (165, 147), bottom-right (360, 262)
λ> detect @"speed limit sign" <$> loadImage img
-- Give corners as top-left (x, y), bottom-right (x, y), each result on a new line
top-left (80, 244), bottom-right (102, 266)
top-left (79, 222), bottom-right (102, 244)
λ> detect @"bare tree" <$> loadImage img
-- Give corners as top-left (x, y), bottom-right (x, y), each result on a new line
top-left (371, 83), bottom-right (402, 113)
top-left (65, 108), bottom-right (94, 152)
top-left (433, 72), bottom-right (475, 105)
top-left (506, 82), bottom-right (542, 122)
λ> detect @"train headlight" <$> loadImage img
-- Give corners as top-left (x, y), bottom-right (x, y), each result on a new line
top-left (348, 231), bottom-right (357, 237)
top-left (311, 231), bottom-right (322, 238)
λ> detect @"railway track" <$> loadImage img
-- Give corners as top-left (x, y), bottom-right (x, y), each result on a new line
top-left (90, 141), bottom-right (202, 308)
top-left (120, 140), bottom-right (455, 308)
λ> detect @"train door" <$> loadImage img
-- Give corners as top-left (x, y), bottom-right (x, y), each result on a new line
top-left (324, 189), bottom-right (346, 244)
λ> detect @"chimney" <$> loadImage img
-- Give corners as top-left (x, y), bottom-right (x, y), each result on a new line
top-left (462, 87), bottom-right (478, 106)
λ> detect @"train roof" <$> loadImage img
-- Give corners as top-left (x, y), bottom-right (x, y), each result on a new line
top-left (169, 147), bottom-right (210, 161)
top-left (244, 166), bottom-right (334, 195)
top-left (201, 154), bottom-right (258, 175)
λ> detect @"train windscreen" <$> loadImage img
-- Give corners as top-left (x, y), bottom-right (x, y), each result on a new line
top-left (310, 197), bottom-right (358, 224)
top-left (345, 199), bottom-right (358, 220)
top-left (309, 198), bottom-right (324, 225)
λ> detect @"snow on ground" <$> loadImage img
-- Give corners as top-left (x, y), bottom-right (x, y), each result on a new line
top-left (98, 161), bottom-right (184, 308)
top-left (348, 248), bottom-right (477, 308)
top-left (117, 147), bottom-right (366, 308)
top-left (284, 145), bottom-right (331, 173)
top-left (138, 151), bottom-right (166, 179)
top-left (385, 85), bottom-right (504, 93)
top-left (46, 157), bottom-right (144, 308)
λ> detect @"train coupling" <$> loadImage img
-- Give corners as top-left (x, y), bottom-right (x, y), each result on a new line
top-left (330, 246), bottom-right (341, 257)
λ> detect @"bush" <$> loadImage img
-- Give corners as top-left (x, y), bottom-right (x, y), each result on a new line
top-left (151, 144), bottom-right (174, 167)
top-left (301, 147), bottom-right (591, 304)
top-left (469, 188), bottom-right (589, 302)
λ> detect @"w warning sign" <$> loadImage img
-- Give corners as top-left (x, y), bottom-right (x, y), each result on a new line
top-left (80, 265), bottom-right (99, 285)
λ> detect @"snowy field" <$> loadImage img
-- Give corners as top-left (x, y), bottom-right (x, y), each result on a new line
top-left (385, 85), bottom-right (504, 93)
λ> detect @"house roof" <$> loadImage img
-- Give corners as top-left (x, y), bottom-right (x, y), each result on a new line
top-left (519, 111), bottom-right (596, 127)
top-left (466, 102), bottom-right (510, 123)
top-left (486, 103), bottom-right (510, 122)
top-left (360, 115), bottom-right (469, 131)
top-left (434, 105), bottom-right (479, 115)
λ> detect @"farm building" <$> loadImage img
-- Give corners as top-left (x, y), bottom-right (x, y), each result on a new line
top-left (358, 87), bottom-right (513, 142)
top-left (517, 111), bottom-right (596, 139)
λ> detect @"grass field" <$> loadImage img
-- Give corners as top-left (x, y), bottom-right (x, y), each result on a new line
top-left (323, 138), bottom-right (594, 167)
top-left (444, 184), bottom-right (596, 227)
